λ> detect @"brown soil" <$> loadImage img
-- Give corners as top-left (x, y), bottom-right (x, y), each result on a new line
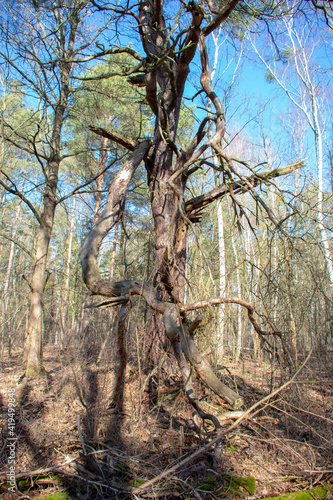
top-left (0, 345), bottom-right (332, 499)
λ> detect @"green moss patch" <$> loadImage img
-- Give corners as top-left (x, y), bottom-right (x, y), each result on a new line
top-left (265, 484), bottom-right (333, 500)
top-left (38, 492), bottom-right (70, 500)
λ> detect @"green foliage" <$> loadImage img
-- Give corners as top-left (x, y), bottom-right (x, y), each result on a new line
top-left (266, 71), bottom-right (276, 83)
top-left (69, 54), bottom-right (151, 139)
top-left (177, 103), bottom-right (196, 148)
top-left (265, 485), bottom-right (333, 500)
top-left (39, 492), bottom-right (71, 500)
top-left (198, 475), bottom-right (219, 491)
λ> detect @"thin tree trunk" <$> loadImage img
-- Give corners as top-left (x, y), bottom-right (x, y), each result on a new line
top-left (216, 197), bottom-right (226, 360)
top-left (109, 220), bottom-right (119, 279)
top-left (1, 203), bottom-right (21, 355)
top-left (60, 194), bottom-right (77, 344)
top-left (315, 125), bottom-right (333, 291)
top-left (93, 137), bottom-right (108, 223)
top-left (229, 208), bottom-right (242, 362)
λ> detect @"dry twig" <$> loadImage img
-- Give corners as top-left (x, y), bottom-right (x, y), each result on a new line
top-left (132, 350), bottom-right (313, 494)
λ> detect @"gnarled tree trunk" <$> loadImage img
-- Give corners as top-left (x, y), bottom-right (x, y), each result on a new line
top-left (81, 0), bottom-right (305, 419)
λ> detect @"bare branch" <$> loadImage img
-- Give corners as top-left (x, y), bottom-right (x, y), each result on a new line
top-left (183, 116), bottom-right (211, 161)
top-left (132, 349), bottom-right (313, 495)
top-left (180, 296), bottom-right (275, 339)
top-left (0, 232), bottom-right (33, 258)
top-left (199, 33), bottom-right (225, 143)
top-left (0, 174), bottom-right (43, 226)
top-left (203, 0), bottom-right (242, 37)
top-left (57, 155), bottom-right (123, 205)
top-left (87, 125), bottom-right (139, 152)
top-left (185, 160), bottom-right (306, 216)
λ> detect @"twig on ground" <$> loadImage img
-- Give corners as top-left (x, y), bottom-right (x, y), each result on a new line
top-left (77, 415), bottom-right (88, 455)
top-left (0, 449), bottom-right (109, 481)
top-left (132, 350), bottom-right (313, 494)
top-left (174, 477), bottom-right (204, 499)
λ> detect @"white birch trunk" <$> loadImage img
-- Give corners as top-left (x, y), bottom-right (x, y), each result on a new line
top-left (231, 229), bottom-right (242, 362)
top-left (216, 198), bottom-right (226, 359)
top-left (59, 194), bottom-right (76, 344)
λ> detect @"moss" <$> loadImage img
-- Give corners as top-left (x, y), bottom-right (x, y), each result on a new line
top-left (17, 475), bottom-right (63, 489)
top-left (133, 479), bottom-right (145, 487)
top-left (265, 485), bottom-right (333, 500)
top-left (25, 365), bottom-right (49, 377)
top-left (217, 475), bottom-right (256, 496)
top-left (40, 492), bottom-right (70, 500)
top-left (197, 475), bottom-right (219, 491)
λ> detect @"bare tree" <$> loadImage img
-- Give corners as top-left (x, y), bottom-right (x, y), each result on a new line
top-left (0, 0), bottom-right (114, 375)
top-left (80, 1), bottom-right (304, 419)
top-left (249, 8), bottom-right (333, 294)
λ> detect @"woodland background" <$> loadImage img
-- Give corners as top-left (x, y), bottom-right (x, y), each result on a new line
top-left (0, 0), bottom-right (333, 498)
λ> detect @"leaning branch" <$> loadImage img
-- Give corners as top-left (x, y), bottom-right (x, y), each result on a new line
top-left (87, 126), bottom-right (139, 152)
top-left (180, 296), bottom-right (277, 340)
top-left (203, 0), bottom-right (242, 37)
top-left (80, 140), bottom-right (150, 289)
top-left (185, 160), bottom-right (305, 216)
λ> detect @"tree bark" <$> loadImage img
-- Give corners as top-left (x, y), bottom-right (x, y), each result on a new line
top-left (24, 22), bottom-right (77, 375)
top-left (109, 220), bottom-right (119, 280)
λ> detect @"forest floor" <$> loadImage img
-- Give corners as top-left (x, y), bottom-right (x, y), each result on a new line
top-left (0, 345), bottom-right (333, 500)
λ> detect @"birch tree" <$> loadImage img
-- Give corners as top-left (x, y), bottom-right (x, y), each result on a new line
top-left (249, 8), bottom-right (333, 293)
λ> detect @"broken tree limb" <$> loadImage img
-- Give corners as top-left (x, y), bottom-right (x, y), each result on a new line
top-left (185, 160), bottom-right (306, 216)
top-left (87, 125), bottom-right (139, 151)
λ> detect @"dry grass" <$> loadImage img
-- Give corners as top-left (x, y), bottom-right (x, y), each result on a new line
top-left (0, 345), bottom-right (332, 499)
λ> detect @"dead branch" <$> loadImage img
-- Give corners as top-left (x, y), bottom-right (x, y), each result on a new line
top-left (87, 125), bottom-right (139, 151)
top-left (182, 116), bottom-right (211, 161)
top-left (199, 33), bottom-right (225, 141)
top-left (185, 160), bottom-right (306, 216)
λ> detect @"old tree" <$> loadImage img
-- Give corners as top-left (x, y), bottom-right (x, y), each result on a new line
top-left (80, 0), bottom-right (304, 418)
